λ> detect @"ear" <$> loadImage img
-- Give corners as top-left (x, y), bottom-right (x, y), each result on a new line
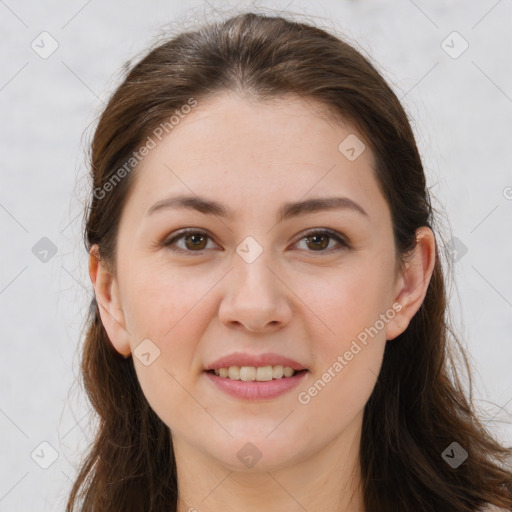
top-left (88, 244), bottom-right (131, 357)
top-left (385, 226), bottom-right (437, 341)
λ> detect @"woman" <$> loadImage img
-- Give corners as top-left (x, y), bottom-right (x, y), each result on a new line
top-left (67, 11), bottom-right (512, 512)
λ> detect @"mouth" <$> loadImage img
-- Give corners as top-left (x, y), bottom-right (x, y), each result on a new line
top-left (204, 364), bottom-right (309, 401)
top-left (205, 365), bottom-right (308, 381)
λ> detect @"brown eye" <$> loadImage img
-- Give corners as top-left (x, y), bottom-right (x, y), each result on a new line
top-left (164, 230), bottom-right (215, 253)
top-left (296, 229), bottom-right (349, 253)
top-left (163, 228), bottom-right (349, 255)
top-left (183, 232), bottom-right (208, 250)
top-left (305, 233), bottom-right (330, 251)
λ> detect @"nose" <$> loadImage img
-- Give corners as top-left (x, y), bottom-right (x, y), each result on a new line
top-left (218, 253), bottom-right (293, 333)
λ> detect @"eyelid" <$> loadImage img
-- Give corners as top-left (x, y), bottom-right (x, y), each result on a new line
top-left (163, 227), bottom-right (350, 254)
top-left (163, 228), bottom-right (220, 253)
top-left (298, 228), bottom-right (349, 247)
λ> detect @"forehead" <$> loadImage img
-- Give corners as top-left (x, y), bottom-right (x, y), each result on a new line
top-left (124, 92), bottom-right (386, 222)
top-left (156, 92), bottom-right (369, 168)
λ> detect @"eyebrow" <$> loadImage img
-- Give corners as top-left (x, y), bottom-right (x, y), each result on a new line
top-left (146, 194), bottom-right (369, 221)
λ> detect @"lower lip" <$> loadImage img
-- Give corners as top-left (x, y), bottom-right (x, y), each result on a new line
top-left (204, 370), bottom-right (308, 400)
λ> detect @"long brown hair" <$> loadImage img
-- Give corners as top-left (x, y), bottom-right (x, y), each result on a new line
top-left (67, 11), bottom-right (512, 512)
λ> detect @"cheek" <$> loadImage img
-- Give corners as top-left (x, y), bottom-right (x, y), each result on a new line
top-left (299, 255), bottom-right (395, 346)
top-left (295, 267), bottom-right (390, 421)
top-left (125, 270), bottom-right (215, 432)
top-left (292, 254), bottom-right (392, 410)
top-left (123, 262), bottom-right (215, 344)
top-left (118, 268), bottom-right (206, 411)
top-left (296, 345), bottom-right (383, 449)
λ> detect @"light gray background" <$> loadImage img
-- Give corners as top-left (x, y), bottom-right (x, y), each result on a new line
top-left (1, 0), bottom-right (511, 510)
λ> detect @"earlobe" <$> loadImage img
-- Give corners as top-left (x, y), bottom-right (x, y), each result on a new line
top-left (88, 245), bottom-right (132, 357)
top-left (385, 227), bottom-right (436, 341)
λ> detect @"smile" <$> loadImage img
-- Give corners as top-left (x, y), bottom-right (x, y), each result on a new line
top-left (204, 368), bottom-right (308, 401)
top-left (208, 365), bottom-right (302, 381)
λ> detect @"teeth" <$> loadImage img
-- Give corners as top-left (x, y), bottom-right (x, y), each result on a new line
top-left (212, 365), bottom-right (299, 381)
top-left (272, 365), bottom-right (284, 379)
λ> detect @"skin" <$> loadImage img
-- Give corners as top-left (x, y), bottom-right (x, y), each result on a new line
top-left (89, 92), bottom-right (436, 512)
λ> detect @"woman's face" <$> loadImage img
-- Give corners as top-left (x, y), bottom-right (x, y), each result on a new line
top-left (92, 92), bottom-right (414, 471)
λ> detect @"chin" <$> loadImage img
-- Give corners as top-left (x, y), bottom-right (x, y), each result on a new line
top-left (202, 433), bottom-right (311, 472)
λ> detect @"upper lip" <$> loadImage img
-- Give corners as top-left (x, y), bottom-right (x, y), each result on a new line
top-left (205, 352), bottom-right (307, 371)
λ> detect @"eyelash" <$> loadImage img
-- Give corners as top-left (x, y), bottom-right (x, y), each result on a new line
top-left (162, 228), bottom-right (350, 255)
